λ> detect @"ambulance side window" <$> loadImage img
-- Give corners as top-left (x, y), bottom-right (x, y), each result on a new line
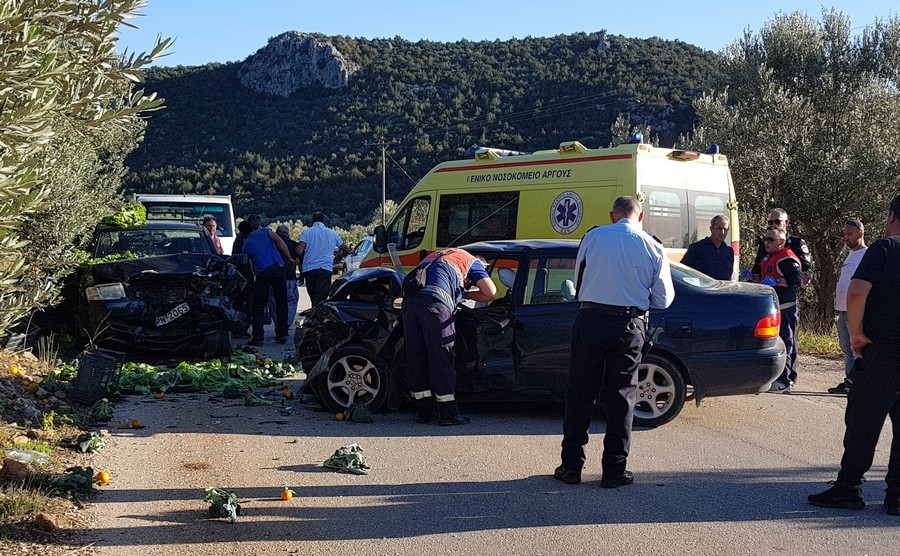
top-left (436, 192), bottom-right (519, 247)
top-left (386, 197), bottom-right (430, 251)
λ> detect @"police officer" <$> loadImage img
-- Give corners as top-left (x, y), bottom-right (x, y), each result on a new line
top-left (752, 208), bottom-right (813, 284)
top-left (758, 227), bottom-right (803, 392)
top-left (808, 194), bottom-right (900, 516)
top-left (554, 196), bottom-right (674, 488)
top-left (403, 248), bottom-right (497, 426)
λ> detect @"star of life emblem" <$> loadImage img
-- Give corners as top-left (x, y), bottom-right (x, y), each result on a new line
top-left (551, 191), bottom-right (583, 235)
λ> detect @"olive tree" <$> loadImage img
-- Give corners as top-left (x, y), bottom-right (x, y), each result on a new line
top-left (686, 9), bottom-right (900, 332)
top-left (0, 0), bottom-right (171, 339)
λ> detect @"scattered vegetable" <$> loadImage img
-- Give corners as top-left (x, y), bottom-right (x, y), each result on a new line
top-left (335, 412), bottom-right (345, 421)
top-left (204, 487), bottom-right (241, 523)
top-left (280, 487), bottom-right (296, 501)
top-left (51, 466), bottom-right (96, 495)
top-left (90, 399), bottom-right (113, 422)
top-left (244, 393), bottom-right (274, 406)
top-left (323, 443), bottom-right (370, 475)
top-left (95, 471), bottom-right (110, 485)
top-left (131, 420), bottom-right (142, 428)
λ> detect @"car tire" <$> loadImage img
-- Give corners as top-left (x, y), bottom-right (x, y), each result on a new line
top-left (632, 354), bottom-right (686, 428)
top-left (312, 346), bottom-right (390, 413)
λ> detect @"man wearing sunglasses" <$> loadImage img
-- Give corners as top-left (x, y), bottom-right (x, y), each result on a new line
top-left (758, 227), bottom-right (803, 393)
top-left (752, 208), bottom-right (813, 285)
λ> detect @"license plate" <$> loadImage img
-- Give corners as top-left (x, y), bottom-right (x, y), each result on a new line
top-left (155, 302), bottom-right (190, 327)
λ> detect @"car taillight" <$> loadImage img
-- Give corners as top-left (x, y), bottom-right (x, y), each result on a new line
top-left (754, 312), bottom-right (781, 338)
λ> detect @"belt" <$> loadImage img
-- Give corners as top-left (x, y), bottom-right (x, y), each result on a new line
top-left (580, 302), bottom-right (647, 318)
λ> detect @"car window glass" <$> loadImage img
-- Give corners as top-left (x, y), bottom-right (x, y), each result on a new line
top-left (95, 229), bottom-right (211, 258)
top-left (385, 197), bottom-right (430, 251)
top-left (142, 203), bottom-right (233, 237)
top-left (524, 255), bottom-right (577, 305)
top-left (671, 261), bottom-right (718, 288)
top-left (436, 192), bottom-right (519, 247)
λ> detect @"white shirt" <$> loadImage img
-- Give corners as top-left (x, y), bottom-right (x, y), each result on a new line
top-left (834, 247), bottom-right (867, 311)
top-left (299, 222), bottom-right (344, 273)
top-left (575, 218), bottom-right (675, 311)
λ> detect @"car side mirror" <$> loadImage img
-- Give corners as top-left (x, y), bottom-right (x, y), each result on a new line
top-left (227, 253), bottom-right (249, 266)
top-left (561, 279), bottom-right (576, 301)
top-left (373, 225), bottom-right (386, 253)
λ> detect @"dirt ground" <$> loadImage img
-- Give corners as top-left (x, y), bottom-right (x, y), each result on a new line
top-left (61, 349), bottom-right (853, 556)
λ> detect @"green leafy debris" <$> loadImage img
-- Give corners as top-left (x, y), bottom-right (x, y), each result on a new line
top-left (204, 487), bottom-right (241, 523)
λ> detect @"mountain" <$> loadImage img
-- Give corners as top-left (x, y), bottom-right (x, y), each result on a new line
top-left (124, 31), bottom-right (724, 226)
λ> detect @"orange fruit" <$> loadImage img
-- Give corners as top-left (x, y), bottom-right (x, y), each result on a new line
top-left (280, 487), bottom-right (295, 501)
top-left (152, 392), bottom-right (165, 399)
top-left (267, 385), bottom-right (276, 392)
top-left (95, 471), bottom-right (110, 485)
top-left (282, 389), bottom-right (293, 399)
top-left (131, 420), bottom-right (142, 428)
top-left (335, 412), bottom-right (345, 421)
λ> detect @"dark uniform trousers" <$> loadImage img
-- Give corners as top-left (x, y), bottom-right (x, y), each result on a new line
top-left (252, 263), bottom-right (288, 340)
top-left (562, 308), bottom-right (645, 477)
top-left (403, 294), bottom-right (457, 397)
top-left (779, 304), bottom-right (799, 384)
top-left (837, 342), bottom-right (900, 493)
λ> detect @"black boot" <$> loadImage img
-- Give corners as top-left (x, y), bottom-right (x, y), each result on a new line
top-left (415, 397), bottom-right (436, 424)
top-left (885, 488), bottom-right (900, 516)
top-left (437, 400), bottom-right (470, 426)
top-left (808, 482), bottom-right (865, 510)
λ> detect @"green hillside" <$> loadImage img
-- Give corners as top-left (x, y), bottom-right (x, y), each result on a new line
top-left (124, 32), bottom-right (724, 226)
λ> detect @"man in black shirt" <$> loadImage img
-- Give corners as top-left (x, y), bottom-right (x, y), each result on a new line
top-left (808, 194), bottom-right (900, 516)
top-left (681, 214), bottom-right (735, 280)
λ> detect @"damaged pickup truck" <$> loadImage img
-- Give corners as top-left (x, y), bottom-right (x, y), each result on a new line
top-left (67, 222), bottom-right (249, 358)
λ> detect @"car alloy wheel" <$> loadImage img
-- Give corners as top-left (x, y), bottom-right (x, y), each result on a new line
top-left (313, 346), bottom-right (389, 413)
top-left (633, 354), bottom-right (686, 428)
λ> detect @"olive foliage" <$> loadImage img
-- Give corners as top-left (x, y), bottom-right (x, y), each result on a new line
top-left (0, 0), bottom-right (171, 339)
top-left (686, 9), bottom-right (900, 331)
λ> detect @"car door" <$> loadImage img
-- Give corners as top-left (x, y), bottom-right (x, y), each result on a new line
top-left (511, 251), bottom-right (579, 392)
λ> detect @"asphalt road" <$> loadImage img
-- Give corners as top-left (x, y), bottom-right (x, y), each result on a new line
top-left (84, 280), bottom-right (900, 555)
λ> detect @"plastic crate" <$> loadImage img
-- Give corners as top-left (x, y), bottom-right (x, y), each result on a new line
top-left (69, 349), bottom-right (125, 405)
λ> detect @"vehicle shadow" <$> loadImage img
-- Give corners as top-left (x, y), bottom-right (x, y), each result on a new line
top-left (89, 465), bottom-right (897, 547)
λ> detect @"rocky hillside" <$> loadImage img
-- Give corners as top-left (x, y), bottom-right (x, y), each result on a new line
top-left (125, 31), bottom-right (724, 225)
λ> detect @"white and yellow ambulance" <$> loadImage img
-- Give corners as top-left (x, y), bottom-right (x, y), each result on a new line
top-left (364, 137), bottom-right (739, 274)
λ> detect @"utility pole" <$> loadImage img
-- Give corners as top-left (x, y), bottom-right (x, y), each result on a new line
top-left (381, 142), bottom-right (386, 225)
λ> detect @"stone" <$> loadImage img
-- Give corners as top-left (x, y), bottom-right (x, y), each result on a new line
top-left (32, 512), bottom-right (58, 531)
top-left (11, 435), bottom-right (29, 445)
top-left (238, 31), bottom-right (359, 97)
top-left (0, 458), bottom-right (30, 478)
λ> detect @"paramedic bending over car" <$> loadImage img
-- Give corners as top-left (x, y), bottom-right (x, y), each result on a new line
top-left (403, 248), bottom-right (497, 426)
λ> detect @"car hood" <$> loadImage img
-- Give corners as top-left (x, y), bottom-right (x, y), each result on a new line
top-left (328, 266), bottom-right (404, 299)
top-left (90, 253), bottom-right (239, 283)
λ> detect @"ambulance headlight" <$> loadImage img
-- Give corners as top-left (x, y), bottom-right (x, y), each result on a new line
top-left (85, 283), bottom-right (126, 301)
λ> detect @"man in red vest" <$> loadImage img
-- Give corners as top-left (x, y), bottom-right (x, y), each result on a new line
top-left (758, 227), bottom-right (803, 392)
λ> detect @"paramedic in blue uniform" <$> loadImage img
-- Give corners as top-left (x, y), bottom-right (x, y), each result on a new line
top-left (403, 248), bottom-right (497, 426)
top-left (554, 196), bottom-right (674, 488)
top-left (681, 215), bottom-right (734, 280)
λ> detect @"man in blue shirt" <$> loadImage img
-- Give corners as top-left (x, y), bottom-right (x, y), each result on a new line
top-left (555, 196), bottom-right (674, 488)
top-left (241, 215), bottom-right (295, 347)
top-left (296, 211), bottom-right (350, 307)
top-left (681, 215), bottom-right (735, 280)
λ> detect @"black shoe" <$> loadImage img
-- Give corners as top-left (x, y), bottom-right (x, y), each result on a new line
top-left (827, 381), bottom-right (850, 394)
top-left (600, 470), bottom-right (634, 488)
top-left (274, 336), bottom-right (288, 344)
top-left (885, 489), bottom-right (900, 516)
top-left (808, 482), bottom-right (865, 510)
top-left (437, 400), bottom-right (470, 426)
top-left (553, 465), bottom-right (581, 485)
top-left (414, 397), bottom-right (436, 424)
top-left (247, 338), bottom-right (264, 347)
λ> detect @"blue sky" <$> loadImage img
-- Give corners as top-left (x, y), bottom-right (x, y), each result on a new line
top-left (118, 1), bottom-right (897, 67)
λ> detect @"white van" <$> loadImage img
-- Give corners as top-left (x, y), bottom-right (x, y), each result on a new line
top-left (134, 194), bottom-right (236, 255)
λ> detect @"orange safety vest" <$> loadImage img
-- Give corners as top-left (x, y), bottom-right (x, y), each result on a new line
top-left (760, 248), bottom-right (801, 282)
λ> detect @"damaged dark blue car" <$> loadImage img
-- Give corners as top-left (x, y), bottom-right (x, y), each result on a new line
top-left (296, 240), bottom-right (786, 427)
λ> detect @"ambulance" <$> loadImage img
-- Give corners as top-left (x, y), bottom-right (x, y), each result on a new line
top-left (364, 136), bottom-right (740, 275)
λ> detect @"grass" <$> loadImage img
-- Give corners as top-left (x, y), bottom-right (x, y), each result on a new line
top-left (0, 480), bottom-right (52, 521)
top-left (798, 331), bottom-right (841, 356)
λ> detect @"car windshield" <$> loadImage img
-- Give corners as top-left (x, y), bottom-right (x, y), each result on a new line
top-left (670, 261), bottom-right (720, 288)
top-left (94, 228), bottom-right (213, 258)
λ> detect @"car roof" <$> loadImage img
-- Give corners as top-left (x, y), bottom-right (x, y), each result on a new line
top-left (460, 239), bottom-right (580, 254)
top-left (96, 222), bottom-right (205, 232)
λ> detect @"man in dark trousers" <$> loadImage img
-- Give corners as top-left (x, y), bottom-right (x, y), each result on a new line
top-left (241, 215), bottom-right (294, 347)
top-left (403, 247), bottom-right (497, 426)
top-left (758, 227), bottom-right (803, 393)
top-left (808, 194), bottom-right (900, 516)
top-left (296, 211), bottom-right (350, 307)
top-left (681, 214), bottom-right (734, 280)
top-left (555, 196), bottom-right (674, 488)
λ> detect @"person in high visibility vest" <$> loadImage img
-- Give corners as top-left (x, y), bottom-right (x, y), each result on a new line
top-left (758, 226), bottom-right (803, 393)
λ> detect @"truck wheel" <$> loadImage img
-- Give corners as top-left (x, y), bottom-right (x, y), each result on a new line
top-left (313, 346), bottom-right (390, 413)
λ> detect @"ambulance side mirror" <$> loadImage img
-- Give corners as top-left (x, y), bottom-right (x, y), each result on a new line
top-left (373, 225), bottom-right (386, 253)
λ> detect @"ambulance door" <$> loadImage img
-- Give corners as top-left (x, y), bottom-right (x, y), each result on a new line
top-left (372, 196), bottom-right (431, 269)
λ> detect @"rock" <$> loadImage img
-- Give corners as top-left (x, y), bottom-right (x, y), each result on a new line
top-left (32, 512), bottom-right (58, 531)
top-left (11, 435), bottom-right (29, 445)
top-left (238, 31), bottom-right (359, 97)
top-left (53, 389), bottom-right (67, 400)
top-left (0, 458), bottom-right (30, 478)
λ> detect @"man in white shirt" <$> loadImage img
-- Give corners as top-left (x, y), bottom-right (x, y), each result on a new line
top-left (554, 196), bottom-right (674, 489)
top-left (828, 219), bottom-right (867, 394)
top-left (296, 211), bottom-right (350, 307)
